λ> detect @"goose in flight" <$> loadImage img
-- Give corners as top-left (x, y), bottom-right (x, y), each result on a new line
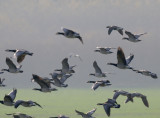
top-left (49, 72), bottom-right (69, 87)
top-left (128, 92), bottom-right (149, 108)
top-left (1, 57), bottom-right (23, 73)
top-left (0, 78), bottom-right (6, 87)
top-left (87, 80), bottom-right (111, 90)
top-left (90, 61), bottom-right (107, 78)
top-left (14, 100), bottom-right (42, 109)
top-left (113, 90), bottom-right (133, 103)
top-left (107, 47), bottom-right (134, 69)
top-left (55, 58), bottom-right (76, 74)
top-left (75, 108), bottom-right (96, 118)
top-left (97, 99), bottom-right (120, 117)
top-left (0, 88), bottom-right (17, 106)
top-left (5, 49), bottom-right (33, 63)
top-left (6, 112), bottom-right (33, 118)
top-left (133, 69), bottom-right (158, 79)
top-left (106, 26), bottom-right (123, 35)
top-left (94, 47), bottom-right (116, 55)
top-left (56, 27), bottom-right (83, 44)
top-left (122, 31), bottom-right (147, 42)
top-left (31, 74), bottom-right (57, 92)
top-left (50, 115), bottom-right (69, 118)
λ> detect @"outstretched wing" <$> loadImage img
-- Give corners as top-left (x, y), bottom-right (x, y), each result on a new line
top-left (108, 27), bottom-right (113, 35)
top-left (117, 47), bottom-right (127, 65)
top-left (103, 104), bottom-right (111, 117)
top-left (92, 82), bottom-right (102, 90)
top-left (126, 54), bottom-right (134, 65)
top-left (125, 31), bottom-right (136, 39)
top-left (93, 61), bottom-right (102, 74)
top-left (113, 92), bottom-right (121, 100)
top-left (6, 57), bottom-right (17, 70)
top-left (75, 110), bottom-right (85, 116)
top-left (14, 100), bottom-right (24, 108)
top-left (62, 58), bottom-right (69, 70)
top-left (141, 96), bottom-right (149, 107)
top-left (34, 102), bottom-right (43, 108)
top-left (8, 88), bottom-right (17, 101)
top-left (86, 108), bottom-right (96, 116)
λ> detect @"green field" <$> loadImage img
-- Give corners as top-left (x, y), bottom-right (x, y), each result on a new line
top-left (0, 88), bottom-right (160, 118)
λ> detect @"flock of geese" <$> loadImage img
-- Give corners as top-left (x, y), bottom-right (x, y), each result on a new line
top-left (0, 26), bottom-right (158, 118)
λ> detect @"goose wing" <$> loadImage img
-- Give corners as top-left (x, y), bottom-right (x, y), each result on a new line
top-left (59, 74), bottom-right (72, 83)
top-left (34, 101), bottom-right (42, 108)
top-left (108, 27), bottom-right (114, 35)
top-left (17, 54), bottom-right (26, 63)
top-left (93, 61), bottom-right (102, 74)
top-left (117, 47), bottom-right (127, 65)
top-left (62, 58), bottom-right (69, 70)
top-left (75, 110), bottom-right (85, 116)
top-left (32, 74), bottom-right (50, 88)
top-left (62, 28), bottom-right (75, 36)
top-left (126, 54), bottom-right (134, 65)
top-left (141, 96), bottom-right (149, 107)
top-left (118, 29), bottom-right (123, 35)
top-left (8, 88), bottom-right (17, 101)
top-left (125, 31), bottom-right (136, 39)
top-left (103, 104), bottom-right (111, 117)
top-left (14, 100), bottom-right (24, 108)
top-left (86, 108), bottom-right (96, 116)
top-left (113, 91), bottom-right (121, 100)
top-left (6, 57), bottom-right (17, 70)
top-left (92, 81), bottom-right (102, 90)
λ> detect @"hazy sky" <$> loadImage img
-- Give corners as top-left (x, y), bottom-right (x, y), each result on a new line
top-left (0, 0), bottom-right (160, 89)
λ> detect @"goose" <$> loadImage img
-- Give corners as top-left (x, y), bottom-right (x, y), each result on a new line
top-left (94, 47), bottom-right (116, 55)
top-left (107, 47), bottom-right (134, 69)
top-left (6, 112), bottom-right (33, 118)
top-left (55, 58), bottom-right (76, 74)
top-left (32, 74), bottom-right (57, 92)
top-left (75, 108), bottom-right (96, 118)
top-left (97, 99), bottom-right (120, 117)
top-left (127, 92), bottom-right (149, 108)
top-left (1, 57), bottom-right (23, 73)
top-left (90, 61), bottom-right (107, 78)
top-left (113, 90), bottom-right (133, 103)
top-left (122, 31), bottom-right (147, 42)
top-left (50, 115), bottom-right (69, 118)
top-left (49, 72), bottom-right (68, 87)
top-left (133, 69), bottom-right (158, 79)
top-left (0, 88), bottom-right (17, 106)
top-left (5, 49), bottom-right (33, 63)
top-left (56, 27), bottom-right (83, 44)
top-left (106, 26), bottom-right (123, 35)
top-left (0, 78), bottom-right (6, 87)
top-left (14, 100), bottom-right (42, 109)
top-left (87, 80), bottom-right (111, 90)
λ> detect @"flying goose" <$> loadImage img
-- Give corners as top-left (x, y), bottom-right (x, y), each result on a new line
top-left (0, 88), bottom-right (17, 106)
top-left (113, 90), bottom-right (133, 103)
top-left (50, 115), bottom-right (69, 118)
top-left (94, 47), bottom-right (116, 55)
top-left (87, 80), bottom-right (111, 90)
top-left (128, 92), bottom-right (149, 108)
top-left (49, 72), bottom-right (68, 87)
top-left (90, 61), bottom-right (107, 78)
top-left (0, 78), bottom-right (6, 87)
top-left (56, 27), bottom-right (83, 44)
top-left (1, 57), bottom-right (23, 73)
top-left (75, 108), bottom-right (96, 118)
top-left (97, 99), bottom-right (120, 117)
top-left (55, 58), bottom-right (76, 74)
top-left (133, 69), bottom-right (158, 79)
top-left (106, 26), bottom-right (123, 35)
top-left (122, 31), bottom-right (147, 42)
top-left (14, 100), bottom-right (42, 109)
top-left (32, 74), bottom-right (57, 92)
top-left (107, 47), bottom-right (134, 69)
top-left (5, 49), bottom-right (33, 63)
top-left (6, 112), bottom-right (33, 118)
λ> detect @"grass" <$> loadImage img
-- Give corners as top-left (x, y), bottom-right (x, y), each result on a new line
top-left (0, 88), bottom-right (160, 118)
